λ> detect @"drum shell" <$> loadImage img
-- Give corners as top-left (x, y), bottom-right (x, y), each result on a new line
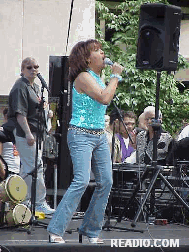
top-left (5, 204), bottom-right (31, 226)
top-left (0, 180), bottom-right (9, 202)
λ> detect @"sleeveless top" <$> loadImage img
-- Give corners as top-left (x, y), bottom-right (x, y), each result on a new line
top-left (69, 69), bottom-right (107, 129)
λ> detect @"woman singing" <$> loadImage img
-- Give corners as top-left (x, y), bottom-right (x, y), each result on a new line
top-left (47, 39), bottom-right (124, 244)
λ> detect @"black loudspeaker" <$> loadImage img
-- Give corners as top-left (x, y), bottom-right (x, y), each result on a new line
top-left (49, 56), bottom-right (73, 189)
top-left (49, 56), bottom-right (63, 97)
top-left (136, 3), bottom-right (182, 71)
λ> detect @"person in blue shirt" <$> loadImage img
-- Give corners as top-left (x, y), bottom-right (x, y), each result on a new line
top-left (47, 39), bottom-right (124, 244)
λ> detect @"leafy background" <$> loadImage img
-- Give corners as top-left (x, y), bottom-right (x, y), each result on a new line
top-left (95, 0), bottom-right (189, 136)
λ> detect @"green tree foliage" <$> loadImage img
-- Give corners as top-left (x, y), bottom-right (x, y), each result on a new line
top-left (96, 0), bottom-right (189, 135)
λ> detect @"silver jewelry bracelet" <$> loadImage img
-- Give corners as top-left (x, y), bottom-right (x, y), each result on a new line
top-left (110, 74), bottom-right (123, 82)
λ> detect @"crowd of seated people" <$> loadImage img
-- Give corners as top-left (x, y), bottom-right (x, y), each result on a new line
top-left (107, 106), bottom-right (174, 167)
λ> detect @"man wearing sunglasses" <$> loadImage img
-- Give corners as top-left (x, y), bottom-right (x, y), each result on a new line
top-left (8, 57), bottom-right (55, 215)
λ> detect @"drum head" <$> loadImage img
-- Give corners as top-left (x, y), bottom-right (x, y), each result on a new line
top-left (13, 204), bottom-right (31, 225)
top-left (6, 203), bottom-right (31, 225)
top-left (6, 175), bottom-right (27, 203)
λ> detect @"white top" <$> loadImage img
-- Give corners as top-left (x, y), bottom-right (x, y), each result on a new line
top-left (123, 137), bottom-right (129, 149)
top-left (124, 151), bottom-right (136, 164)
top-left (178, 125), bottom-right (189, 141)
top-left (2, 142), bottom-right (20, 174)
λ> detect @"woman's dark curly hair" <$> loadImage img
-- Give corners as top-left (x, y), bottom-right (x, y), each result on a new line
top-left (68, 39), bottom-right (102, 83)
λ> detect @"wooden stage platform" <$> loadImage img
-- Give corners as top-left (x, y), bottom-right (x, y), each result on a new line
top-left (0, 215), bottom-right (189, 252)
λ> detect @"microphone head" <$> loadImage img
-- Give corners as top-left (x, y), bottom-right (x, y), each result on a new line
top-left (104, 57), bottom-right (113, 66)
top-left (37, 73), bottom-right (42, 79)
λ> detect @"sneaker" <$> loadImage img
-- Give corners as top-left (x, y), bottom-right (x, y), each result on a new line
top-left (35, 202), bottom-right (56, 215)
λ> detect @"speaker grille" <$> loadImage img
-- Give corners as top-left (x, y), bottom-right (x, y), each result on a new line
top-left (136, 3), bottom-right (181, 71)
top-left (137, 27), bottom-right (164, 69)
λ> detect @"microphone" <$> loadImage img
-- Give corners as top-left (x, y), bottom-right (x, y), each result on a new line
top-left (104, 57), bottom-right (114, 66)
top-left (37, 73), bottom-right (50, 93)
top-left (105, 57), bottom-right (127, 76)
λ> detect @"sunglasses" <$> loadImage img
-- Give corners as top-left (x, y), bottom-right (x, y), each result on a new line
top-left (26, 65), bottom-right (39, 70)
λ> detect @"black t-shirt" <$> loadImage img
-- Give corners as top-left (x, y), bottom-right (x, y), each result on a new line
top-left (8, 77), bottom-right (45, 138)
top-left (1, 118), bottom-right (16, 144)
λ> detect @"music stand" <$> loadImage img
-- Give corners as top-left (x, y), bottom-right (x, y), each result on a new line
top-left (116, 71), bottom-right (189, 227)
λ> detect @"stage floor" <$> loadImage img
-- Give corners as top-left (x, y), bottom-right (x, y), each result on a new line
top-left (0, 215), bottom-right (189, 251)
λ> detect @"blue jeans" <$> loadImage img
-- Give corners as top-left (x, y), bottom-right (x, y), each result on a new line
top-left (47, 128), bottom-right (113, 238)
top-left (15, 133), bottom-right (46, 205)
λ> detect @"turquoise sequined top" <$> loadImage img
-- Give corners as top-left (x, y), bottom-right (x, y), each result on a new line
top-left (69, 69), bottom-right (107, 129)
